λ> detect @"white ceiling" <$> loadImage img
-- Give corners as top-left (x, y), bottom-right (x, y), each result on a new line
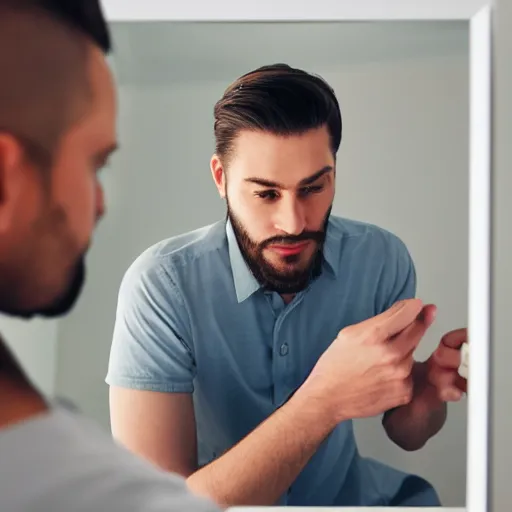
top-left (110, 21), bottom-right (469, 85)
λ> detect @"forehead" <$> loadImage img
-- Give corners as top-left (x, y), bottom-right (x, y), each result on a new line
top-left (89, 49), bottom-right (116, 123)
top-left (229, 126), bottom-right (333, 184)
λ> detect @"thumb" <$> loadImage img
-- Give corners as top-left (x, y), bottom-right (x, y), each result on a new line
top-left (440, 328), bottom-right (467, 349)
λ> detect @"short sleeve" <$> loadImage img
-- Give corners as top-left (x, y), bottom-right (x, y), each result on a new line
top-left (105, 253), bottom-right (195, 393)
top-left (377, 233), bottom-right (417, 313)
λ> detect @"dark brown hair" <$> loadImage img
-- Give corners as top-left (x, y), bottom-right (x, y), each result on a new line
top-left (0, 0), bottom-right (112, 53)
top-left (214, 63), bottom-right (342, 164)
top-left (0, 0), bottom-right (112, 171)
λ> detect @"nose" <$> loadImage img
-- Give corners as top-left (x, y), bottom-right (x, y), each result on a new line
top-left (274, 196), bottom-right (306, 235)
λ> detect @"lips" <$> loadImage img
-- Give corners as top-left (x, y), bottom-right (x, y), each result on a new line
top-left (269, 241), bottom-right (310, 256)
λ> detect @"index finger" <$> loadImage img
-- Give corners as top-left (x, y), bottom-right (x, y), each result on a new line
top-left (370, 298), bottom-right (424, 339)
top-left (392, 304), bottom-right (437, 358)
top-left (441, 328), bottom-right (467, 349)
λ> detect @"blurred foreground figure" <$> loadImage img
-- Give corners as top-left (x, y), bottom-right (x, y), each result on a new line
top-left (0, 1), bottom-right (219, 510)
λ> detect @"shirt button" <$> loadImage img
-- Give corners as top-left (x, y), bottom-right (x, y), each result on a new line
top-left (280, 343), bottom-right (289, 356)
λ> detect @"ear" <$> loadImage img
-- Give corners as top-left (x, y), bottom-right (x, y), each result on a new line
top-left (0, 134), bottom-right (28, 232)
top-left (210, 154), bottom-right (226, 199)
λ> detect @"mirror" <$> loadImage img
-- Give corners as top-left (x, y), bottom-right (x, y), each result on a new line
top-left (4, 2), bottom-right (493, 509)
top-left (82, 19), bottom-right (470, 507)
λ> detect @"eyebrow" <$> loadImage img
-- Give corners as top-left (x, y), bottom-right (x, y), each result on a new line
top-left (244, 166), bottom-right (333, 189)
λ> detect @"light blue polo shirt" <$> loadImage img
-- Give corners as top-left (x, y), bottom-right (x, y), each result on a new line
top-left (106, 216), bottom-right (441, 507)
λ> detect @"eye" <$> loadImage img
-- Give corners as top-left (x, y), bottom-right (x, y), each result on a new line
top-left (299, 185), bottom-right (324, 197)
top-left (255, 190), bottom-right (280, 201)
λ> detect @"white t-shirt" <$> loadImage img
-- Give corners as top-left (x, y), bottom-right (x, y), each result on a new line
top-left (0, 402), bottom-right (220, 512)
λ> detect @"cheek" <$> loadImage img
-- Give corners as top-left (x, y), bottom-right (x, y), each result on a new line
top-left (52, 166), bottom-right (97, 245)
top-left (230, 194), bottom-right (273, 241)
top-left (308, 189), bottom-right (334, 227)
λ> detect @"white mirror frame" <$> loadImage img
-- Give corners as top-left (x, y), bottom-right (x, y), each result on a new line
top-left (101, 2), bottom-right (494, 511)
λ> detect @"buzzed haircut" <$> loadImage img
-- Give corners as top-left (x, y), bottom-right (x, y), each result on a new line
top-left (0, 0), bottom-right (112, 169)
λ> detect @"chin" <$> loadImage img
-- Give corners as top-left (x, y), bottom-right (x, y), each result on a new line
top-left (0, 253), bottom-right (87, 320)
top-left (279, 254), bottom-right (313, 269)
top-left (23, 258), bottom-right (86, 319)
top-left (40, 261), bottom-right (85, 317)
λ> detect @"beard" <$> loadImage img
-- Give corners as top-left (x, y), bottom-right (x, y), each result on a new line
top-left (0, 253), bottom-right (87, 320)
top-left (0, 194), bottom-right (89, 320)
top-left (37, 255), bottom-right (86, 318)
top-left (227, 200), bottom-right (331, 294)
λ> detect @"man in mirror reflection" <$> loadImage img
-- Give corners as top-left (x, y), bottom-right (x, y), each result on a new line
top-left (107, 64), bottom-right (468, 506)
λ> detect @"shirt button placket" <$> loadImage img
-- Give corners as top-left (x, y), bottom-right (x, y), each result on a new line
top-left (272, 295), bottom-right (304, 406)
top-left (273, 328), bottom-right (292, 405)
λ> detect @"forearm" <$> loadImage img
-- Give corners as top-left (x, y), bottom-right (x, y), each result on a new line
top-left (186, 390), bottom-right (337, 507)
top-left (382, 361), bottom-right (447, 451)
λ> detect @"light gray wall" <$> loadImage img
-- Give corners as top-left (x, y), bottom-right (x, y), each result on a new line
top-left (1, 317), bottom-right (57, 396)
top-left (55, 22), bottom-right (469, 507)
top-left (491, 0), bottom-right (512, 510)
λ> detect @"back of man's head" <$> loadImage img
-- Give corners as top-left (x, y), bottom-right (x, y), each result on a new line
top-left (0, 0), bottom-right (117, 319)
top-left (0, 0), bottom-right (111, 50)
top-left (0, 0), bottom-right (111, 163)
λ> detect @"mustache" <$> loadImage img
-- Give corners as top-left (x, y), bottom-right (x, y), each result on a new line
top-left (260, 231), bottom-right (324, 249)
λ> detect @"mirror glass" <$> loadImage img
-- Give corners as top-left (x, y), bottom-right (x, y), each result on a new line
top-left (8, 20), bottom-right (469, 508)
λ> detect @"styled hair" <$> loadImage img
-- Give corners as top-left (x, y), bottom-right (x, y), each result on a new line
top-left (214, 63), bottom-right (342, 164)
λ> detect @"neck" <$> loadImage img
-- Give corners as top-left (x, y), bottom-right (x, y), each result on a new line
top-left (0, 339), bottom-right (48, 430)
top-left (281, 293), bottom-right (295, 304)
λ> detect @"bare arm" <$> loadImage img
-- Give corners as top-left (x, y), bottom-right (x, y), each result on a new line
top-left (109, 385), bottom-right (337, 506)
top-left (187, 391), bottom-right (336, 505)
top-left (382, 361), bottom-right (447, 451)
top-left (109, 387), bottom-right (198, 477)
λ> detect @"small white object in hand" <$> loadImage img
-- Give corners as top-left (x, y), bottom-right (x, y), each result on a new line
top-left (458, 342), bottom-right (469, 379)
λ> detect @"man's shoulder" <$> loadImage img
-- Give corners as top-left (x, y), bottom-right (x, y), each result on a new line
top-left (123, 221), bottom-right (227, 284)
top-left (0, 405), bottom-right (218, 512)
top-left (329, 215), bottom-right (410, 255)
top-left (328, 216), bottom-right (416, 308)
